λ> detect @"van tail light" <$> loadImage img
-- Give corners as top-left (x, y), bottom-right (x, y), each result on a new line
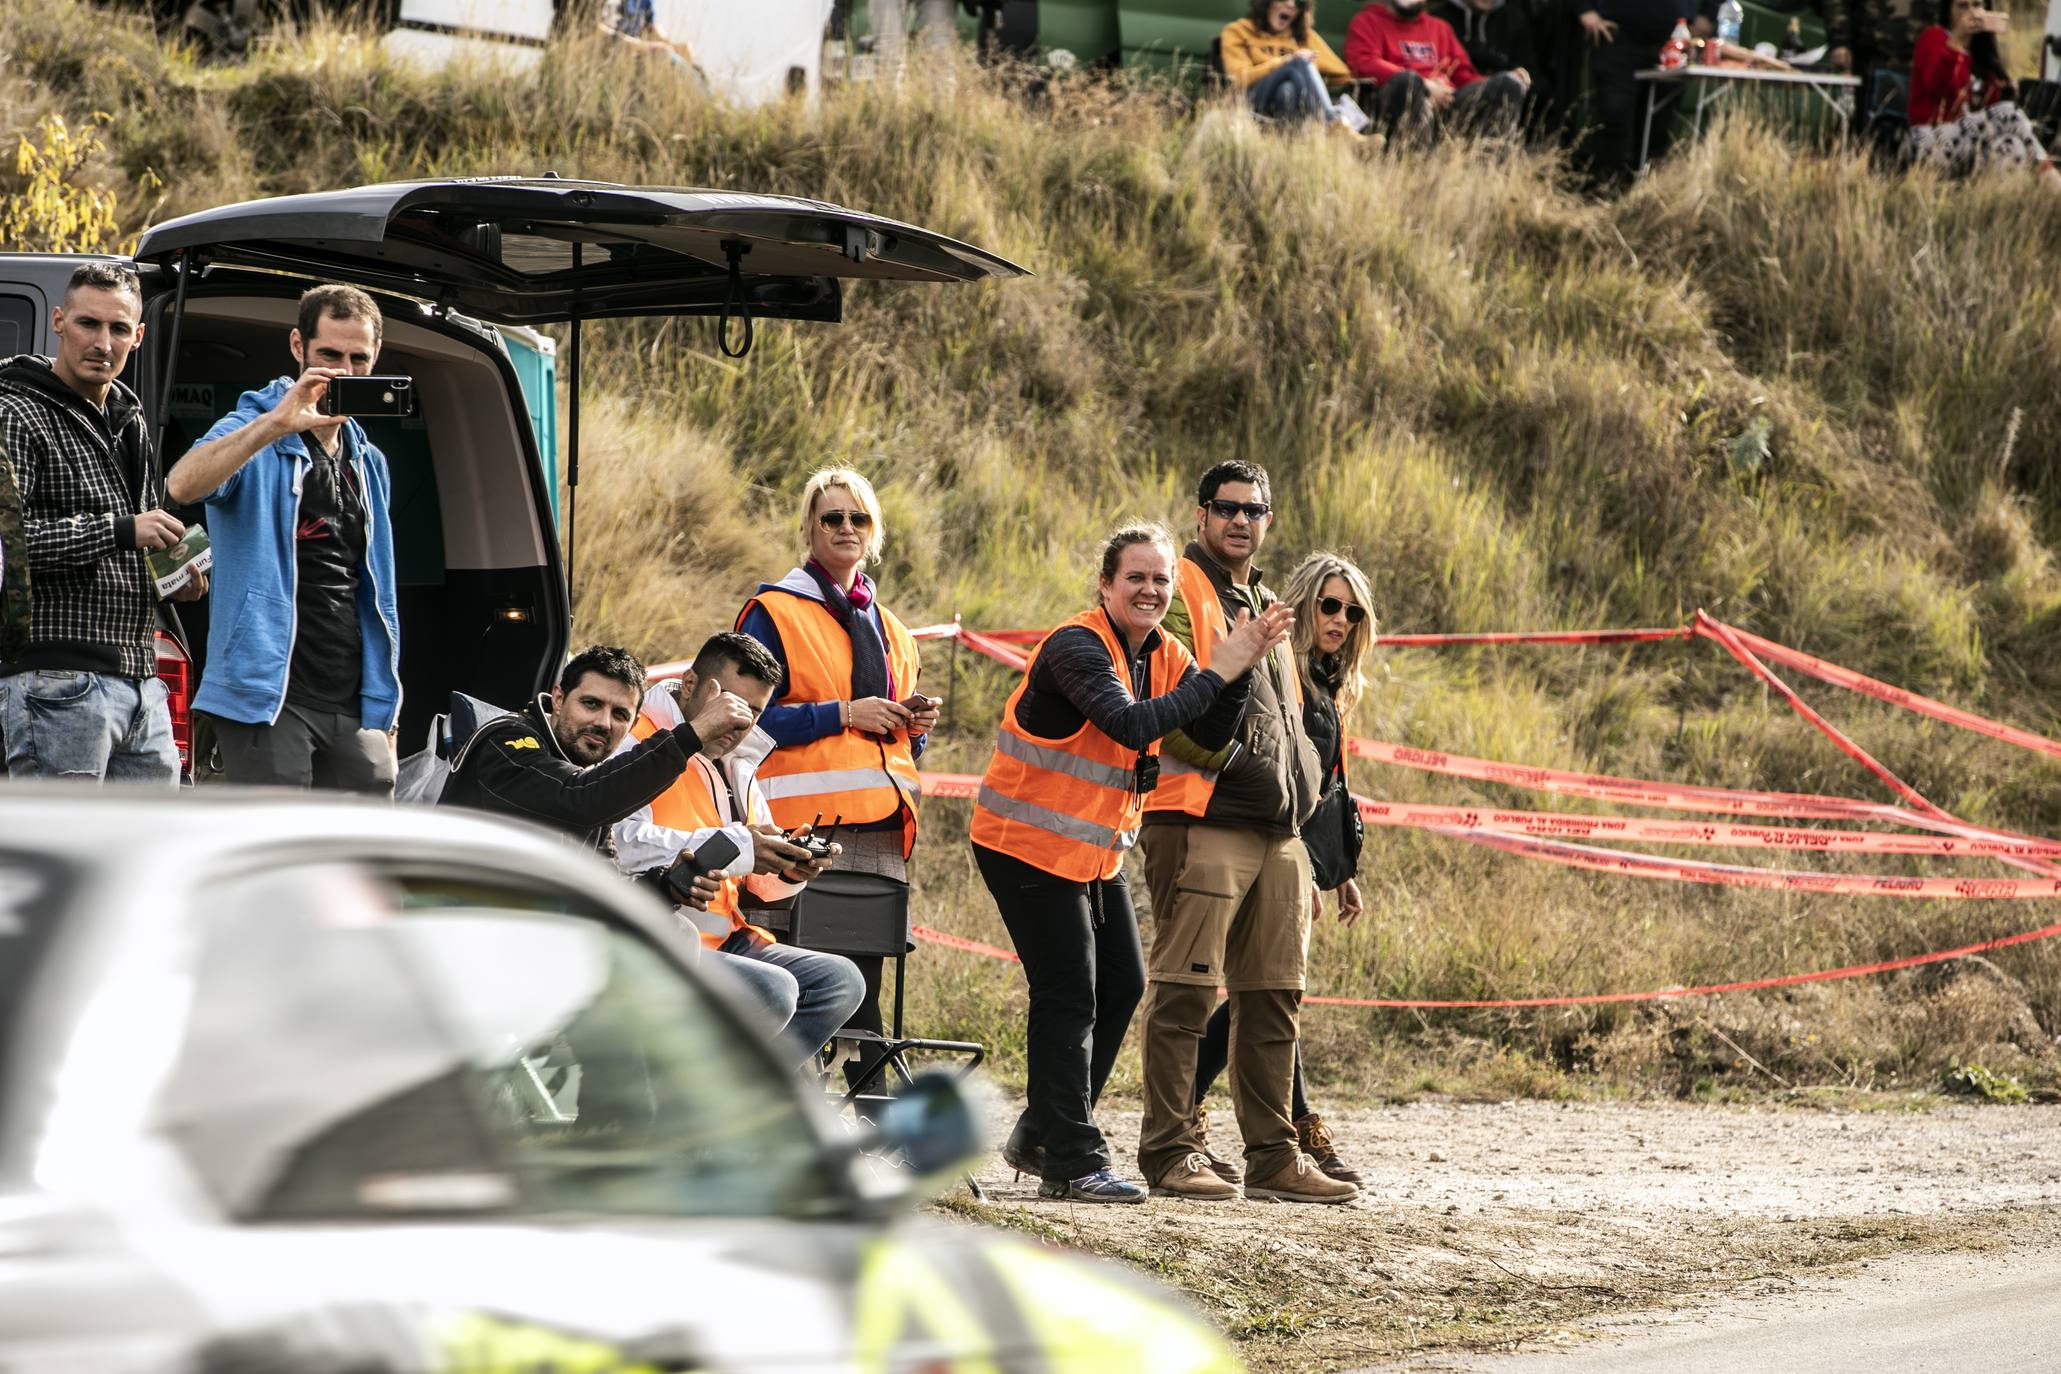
top-left (154, 630), bottom-right (193, 781)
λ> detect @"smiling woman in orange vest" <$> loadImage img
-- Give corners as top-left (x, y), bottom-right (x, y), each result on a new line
top-left (969, 523), bottom-right (1293, 1204)
top-left (737, 468), bottom-right (937, 1075)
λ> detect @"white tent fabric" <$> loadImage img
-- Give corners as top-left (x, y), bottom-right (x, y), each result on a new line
top-left (667, 0), bottom-right (838, 105)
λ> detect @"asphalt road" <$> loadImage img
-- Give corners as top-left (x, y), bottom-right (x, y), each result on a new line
top-left (1379, 1247), bottom-right (2061, 1374)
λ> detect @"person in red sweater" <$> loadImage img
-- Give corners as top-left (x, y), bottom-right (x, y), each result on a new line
top-left (1907, 0), bottom-right (2059, 190)
top-left (1344, 0), bottom-right (1529, 137)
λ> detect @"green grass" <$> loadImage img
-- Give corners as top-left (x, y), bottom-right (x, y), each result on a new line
top-left (7, 0), bottom-right (2061, 1097)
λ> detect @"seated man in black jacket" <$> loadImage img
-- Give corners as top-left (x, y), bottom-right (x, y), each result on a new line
top-left (439, 643), bottom-right (755, 858)
top-left (1437, 0), bottom-right (1540, 83)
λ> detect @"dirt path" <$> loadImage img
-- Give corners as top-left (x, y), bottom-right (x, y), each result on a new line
top-left (939, 1098), bottom-right (2061, 1371)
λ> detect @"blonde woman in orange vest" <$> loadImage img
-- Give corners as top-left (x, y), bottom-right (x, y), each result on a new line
top-left (737, 468), bottom-right (937, 1081)
top-left (971, 523), bottom-right (1292, 1203)
top-left (613, 632), bottom-right (864, 1071)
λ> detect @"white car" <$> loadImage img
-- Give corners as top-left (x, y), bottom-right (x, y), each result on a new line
top-left (0, 788), bottom-right (1239, 1372)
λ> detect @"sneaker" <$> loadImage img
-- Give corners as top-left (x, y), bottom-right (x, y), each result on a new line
top-left (1295, 1111), bottom-right (1364, 1185)
top-left (1149, 1152), bottom-right (1239, 1201)
top-left (1244, 1151), bottom-right (1361, 1205)
top-left (1038, 1169), bottom-right (1148, 1204)
top-left (1196, 1108), bottom-right (1242, 1185)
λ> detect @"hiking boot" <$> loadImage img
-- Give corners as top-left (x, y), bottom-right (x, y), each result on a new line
top-left (1245, 1151), bottom-right (1361, 1205)
top-left (1039, 1169), bottom-right (1148, 1204)
top-left (1149, 1152), bottom-right (1239, 1201)
top-left (1196, 1108), bottom-right (1242, 1185)
top-left (1295, 1111), bottom-right (1364, 1185)
top-left (1001, 1133), bottom-right (1047, 1181)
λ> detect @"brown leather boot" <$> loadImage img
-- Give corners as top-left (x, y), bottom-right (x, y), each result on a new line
top-left (1244, 1151), bottom-right (1360, 1205)
top-left (1196, 1108), bottom-right (1242, 1185)
top-left (1149, 1152), bottom-right (1239, 1200)
top-left (1294, 1111), bottom-right (1363, 1185)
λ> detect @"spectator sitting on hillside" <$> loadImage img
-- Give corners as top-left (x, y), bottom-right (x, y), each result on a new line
top-left (1219, 0), bottom-right (1363, 131)
top-left (1435, 0), bottom-right (1539, 83)
top-left (1345, 0), bottom-right (1529, 138)
top-left (605, 0), bottom-right (709, 86)
top-left (1907, 0), bottom-right (2061, 189)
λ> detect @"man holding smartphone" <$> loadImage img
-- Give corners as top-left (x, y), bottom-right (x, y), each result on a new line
top-left (166, 283), bottom-right (402, 794)
top-left (613, 632), bottom-right (863, 1070)
top-left (441, 643), bottom-right (754, 856)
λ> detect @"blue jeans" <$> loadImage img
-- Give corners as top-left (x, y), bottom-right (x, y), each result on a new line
top-left (0, 671), bottom-right (178, 784)
top-left (717, 930), bottom-right (867, 1070)
top-left (1246, 56), bottom-right (1340, 124)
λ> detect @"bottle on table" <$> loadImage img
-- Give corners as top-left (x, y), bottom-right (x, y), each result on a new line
top-left (1715, 0), bottom-right (1743, 58)
top-left (1661, 16), bottom-right (1693, 68)
top-left (1780, 15), bottom-right (1804, 62)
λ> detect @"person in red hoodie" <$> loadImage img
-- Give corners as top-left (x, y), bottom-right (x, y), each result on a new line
top-left (1344, 0), bottom-right (1529, 137)
top-left (1907, 0), bottom-right (2060, 190)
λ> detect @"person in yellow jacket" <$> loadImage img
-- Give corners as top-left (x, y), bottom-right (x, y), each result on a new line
top-left (613, 631), bottom-right (863, 1070)
top-left (969, 523), bottom-right (1291, 1203)
top-left (1220, 0), bottom-right (1361, 127)
top-left (737, 467), bottom-right (938, 1084)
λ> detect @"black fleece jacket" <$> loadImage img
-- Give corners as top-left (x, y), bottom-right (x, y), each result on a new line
top-left (439, 695), bottom-right (703, 854)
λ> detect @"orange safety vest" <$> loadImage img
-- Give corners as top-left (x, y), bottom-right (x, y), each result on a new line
top-left (628, 711), bottom-right (775, 949)
top-left (738, 572), bottom-right (924, 857)
top-left (969, 609), bottom-right (1191, 882)
top-left (1145, 555), bottom-right (1300, 820)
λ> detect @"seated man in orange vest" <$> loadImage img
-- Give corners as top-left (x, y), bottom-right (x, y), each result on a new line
top-left (613, 631), bottom-right (865, 1070)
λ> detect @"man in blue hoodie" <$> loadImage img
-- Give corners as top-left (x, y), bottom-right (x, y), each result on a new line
top-left (166, 284), bottom-right (401, 794)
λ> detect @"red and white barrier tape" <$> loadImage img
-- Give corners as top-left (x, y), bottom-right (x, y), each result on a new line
top-left (883, 613), bottom-right (2061, 1004)
top-left (908, 908), bottom-right (2061, 1010)
top-left (1352, 798), bottom-right (2061, 858)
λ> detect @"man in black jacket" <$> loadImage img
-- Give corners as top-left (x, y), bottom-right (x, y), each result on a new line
top-left (1577, 0), bottom-right (1682, 186)
top-left (1438, 0), bottom-right (1540, 81)
top-left (0, 262), bottom-right (204, 783)
top-left (440, 643), bottom-right (754, 857)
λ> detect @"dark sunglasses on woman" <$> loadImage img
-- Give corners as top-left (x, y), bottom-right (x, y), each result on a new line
top-left (818, 509), bottom-right (875, 530)
top-left (1318, 597), bottom-right (1365, 624)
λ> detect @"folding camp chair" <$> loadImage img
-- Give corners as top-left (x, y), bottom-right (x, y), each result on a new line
top-left (1863, 67), bottom-right (1911, 169)
top-left (778, 870), bottom-right (987, 1190)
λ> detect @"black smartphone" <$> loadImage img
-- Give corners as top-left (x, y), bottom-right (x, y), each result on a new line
top-left (319, 375), bottom-right (414, 417)
top-left (662, 832), bottom-right (742, 905)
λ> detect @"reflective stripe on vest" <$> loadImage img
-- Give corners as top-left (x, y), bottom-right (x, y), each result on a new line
top-left (738, 584), bottom-right (923, 856)
top-left (628, 711), bottom-right (770, 949)
top-left (969, 609), bottom-right (1187, 883)
top-left (1148, 559), bottom-right (1229, 819)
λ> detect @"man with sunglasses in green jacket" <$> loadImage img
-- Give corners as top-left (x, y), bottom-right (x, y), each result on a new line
top-left (1134, 461), bottom-right (1355, 1207)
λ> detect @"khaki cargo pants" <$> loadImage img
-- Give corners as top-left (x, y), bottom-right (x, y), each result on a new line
top-left (1136, 821), bottom-right (1311, 1185)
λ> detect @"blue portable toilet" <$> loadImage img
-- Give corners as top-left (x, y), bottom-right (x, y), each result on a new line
top-left (500, 324), bottom-right (560, 525)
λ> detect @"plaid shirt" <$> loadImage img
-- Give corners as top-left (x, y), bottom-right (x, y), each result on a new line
top-left (0, 428), bottom-right (26, 663)
top-left (0, 356), bottom-right (159, 680)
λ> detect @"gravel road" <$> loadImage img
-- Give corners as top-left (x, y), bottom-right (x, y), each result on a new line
top-left (951, 1097), bottom-right (2061, 1371)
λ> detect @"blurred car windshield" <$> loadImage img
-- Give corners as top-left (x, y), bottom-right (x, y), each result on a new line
top-left (152, 863), bottom-right (841, 1223)
top-left (0, 847), bottom-right (74, 1159)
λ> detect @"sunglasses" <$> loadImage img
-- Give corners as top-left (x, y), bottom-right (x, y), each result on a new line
top-left (1318, 597), bottom-right (1366, 624)
top-left (818, 509), bottom-right (875, 531)
top-left (1206, 499), bottom-right (1271, 521)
